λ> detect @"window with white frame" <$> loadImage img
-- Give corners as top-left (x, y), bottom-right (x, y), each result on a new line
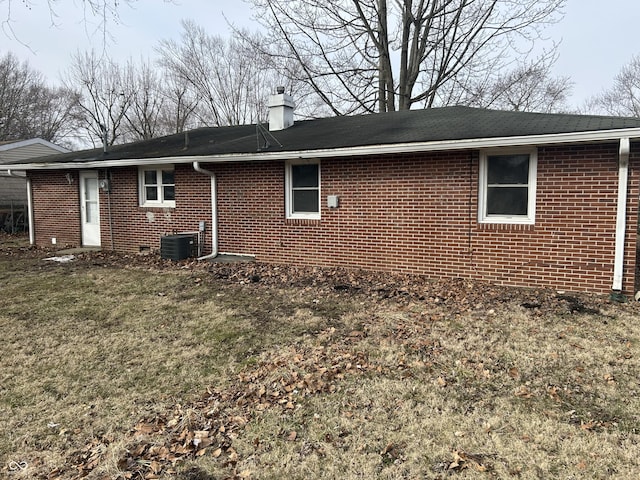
top-left (478, 149), bottom-right (537, 224)
top-left (139, 166), bottom-right (175, 207)
top-left (285, 160), bottom-right (320, 219)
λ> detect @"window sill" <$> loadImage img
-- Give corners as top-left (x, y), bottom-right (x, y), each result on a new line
top-left (479, 215), bottom-right (534, 225)
top-left (287, 213), bottom-right (321, 221)
top-left (140, 202), bottom-right (176, 209)
top-left (477, 222), bottom-right (535, 231)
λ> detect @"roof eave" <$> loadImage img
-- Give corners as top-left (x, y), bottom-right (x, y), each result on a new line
top-left (0, 138), bottom-right (69, 154)
top-left (7, 127), bottom-right (640, 170)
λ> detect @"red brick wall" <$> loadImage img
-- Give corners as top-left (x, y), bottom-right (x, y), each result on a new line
top-left (30, 170), bottom-right (81, 247)
top-left (28, 165), bottom-right (213, 253)
top-left (98, 165), bottom-right (212, 253)
top-left (27, 143), bottom-right (640, 294)
top-left (473, 144), bottom-right (637, 293)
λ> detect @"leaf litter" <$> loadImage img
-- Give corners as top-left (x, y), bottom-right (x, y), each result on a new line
top-left (2, 243), bottom-right (639, 479)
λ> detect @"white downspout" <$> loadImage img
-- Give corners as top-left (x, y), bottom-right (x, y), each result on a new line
top-left (612, 137), bottom-right (630, 293)
top-left (26, 177), bottom-right (34, 246)
top-left (192, 162), bottom-right (218, 260)
top-left (6, 170), bottom-right (34, 245)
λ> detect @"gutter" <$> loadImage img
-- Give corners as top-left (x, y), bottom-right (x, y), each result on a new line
top-left (5, 170), bottom-right (34, 245)
top-left (612, 138), bottom-right (630, 294)
top-left (192, 162), bottom-right (218, 260)
top-left (9, 127), bottom-right (640, 170)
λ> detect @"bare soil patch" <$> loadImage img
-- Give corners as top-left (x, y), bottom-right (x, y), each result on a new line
top-left (1, 237), bottom-right (639, 479)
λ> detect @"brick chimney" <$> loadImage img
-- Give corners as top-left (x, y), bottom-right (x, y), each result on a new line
top-left (268, 86), bottom-right (295, 131)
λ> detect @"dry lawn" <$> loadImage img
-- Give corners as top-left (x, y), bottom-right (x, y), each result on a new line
top-left (1, 236), bottom-right (639, 479)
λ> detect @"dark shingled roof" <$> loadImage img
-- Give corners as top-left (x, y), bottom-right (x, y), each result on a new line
top-left (11, 106), bottom-right (640, 165)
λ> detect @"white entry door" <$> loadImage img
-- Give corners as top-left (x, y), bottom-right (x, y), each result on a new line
top-left (80, 171), bottom-right (101, 247)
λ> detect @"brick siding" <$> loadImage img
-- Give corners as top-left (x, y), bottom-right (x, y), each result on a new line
top-left (30, 170), bottom-right (81, 246)
top-left (100, 166), bottom-right (213, 253)
top-left (27, 143), bottom-right (639, 294)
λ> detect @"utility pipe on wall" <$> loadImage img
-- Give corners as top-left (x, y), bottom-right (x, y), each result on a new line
top-left (192, 161), bottom-right (218, 260)
top-left (6, 170), bottom-right (34, 245)
top-left (612, 137), bottom-right (630, 293)
top-left (26, 177), bottom-right (34, 246)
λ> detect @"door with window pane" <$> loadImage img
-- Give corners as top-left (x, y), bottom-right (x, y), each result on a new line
top-left (80, 171), bottom-right (101, 247)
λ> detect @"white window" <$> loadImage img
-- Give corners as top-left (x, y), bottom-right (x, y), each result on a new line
top-left (139, 166), bottom-right (175, 208)
top-left (478, 149), bottom-right (537, 224)
top-left (285, 160), bottom-right (320, 219)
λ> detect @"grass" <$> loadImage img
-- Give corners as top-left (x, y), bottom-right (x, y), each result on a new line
top-left (0, 237), bottom-right (639, 479)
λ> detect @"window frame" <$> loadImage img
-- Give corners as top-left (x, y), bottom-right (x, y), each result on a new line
top-left (478, 148), bottom-right (537, 225)
top-left (285, 159), bottom-right (321, 220)
top-left (138, 165), bottom-right (176, 208)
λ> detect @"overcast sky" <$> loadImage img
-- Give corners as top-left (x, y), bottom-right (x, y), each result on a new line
top-left (2, 0), bottom-right (639, 110)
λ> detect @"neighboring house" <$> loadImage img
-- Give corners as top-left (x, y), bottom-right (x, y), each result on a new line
top-left (0, 139), bottom-right (69, 233)
top-left (4, 93), bottom-right (640, 296)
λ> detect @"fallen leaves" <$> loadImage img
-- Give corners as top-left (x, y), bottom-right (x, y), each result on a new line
top-left (55, 337), bottom-right (376, 479)
top-left (547, 385), bottom-right (562, 402)
top-left (10, 248), bottom-right (636, 479)
top-left (447, 450), bottom-right (495, 472)
top-left (580, 420), bottom-right (599, 431)
top-left (134, 421), bottom-right (162, 436)
top-left (436, 376), bottom-right (448, 388)
top-left (514, 385), bottom-right (535, 399)
top-left (380, 442), bottom-right (406, 466)
top-left (32, 247), bottom-right (615, 320)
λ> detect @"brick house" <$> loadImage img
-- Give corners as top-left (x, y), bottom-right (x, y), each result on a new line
top-left (5, 94), bottom-right (640, 296)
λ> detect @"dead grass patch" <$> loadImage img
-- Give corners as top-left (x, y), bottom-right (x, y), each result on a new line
top-left (193, 303), bottom-right (639, 479)
top-left (0, 239), bottom-right (639, 479)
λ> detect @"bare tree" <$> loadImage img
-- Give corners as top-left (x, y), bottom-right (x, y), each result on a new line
top-left (64, 50), bottom-right (134, 147)
top-left (26, 85), bottom-right (80, 143)
top-left (0, 52), bottom-right (38, 140)
top-left (156, 70), bottom-right (200, 134)
top-left (120, 58), bottom-right (205, 141)
top-left (120, 59), bottom-right (166, 141)
top-left (1, 0), bottom-right (129, 16)
top-left (158, 21), bottom-right (297, 126)
top-left (462, 51), bottom-right (573, 113)
top-left (2, 0), bottom-right (134, 43)
top-left (248, 0), bottom-right (566, 114)
top-left (588, 55), bottom-right (640, 118)
top-left (0, 51), bottom-right (76, 143)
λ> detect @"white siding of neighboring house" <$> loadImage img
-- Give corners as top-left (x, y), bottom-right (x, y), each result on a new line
top-left (0, 139), bottom-right (68, 163)
top-left (0, 139), bottom-right (69, 204)
top-left (0, 176), bottom-right (27, 202)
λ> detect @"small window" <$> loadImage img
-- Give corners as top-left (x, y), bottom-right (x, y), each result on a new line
top-left (286, 161), bottom-right (320, 219)
top-left (139, 166), bottom-right (175, 207)
top-left (479, 149), bottom-right (537, 224)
